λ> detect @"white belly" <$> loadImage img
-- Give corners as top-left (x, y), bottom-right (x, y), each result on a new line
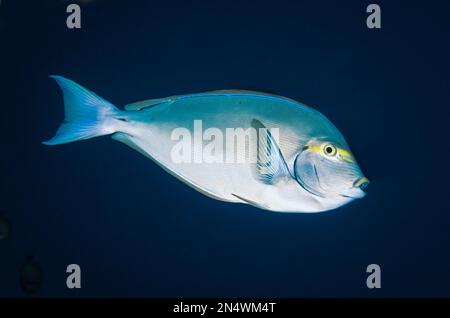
top-left (116, 119), bottom-right (267, 203)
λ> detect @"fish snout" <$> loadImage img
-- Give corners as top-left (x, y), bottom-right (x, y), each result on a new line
top-left (353, 176), bottom-right (370, 190)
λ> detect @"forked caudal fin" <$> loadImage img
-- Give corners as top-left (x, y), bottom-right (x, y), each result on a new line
top-left (43, 76), bottom-right (122, 145)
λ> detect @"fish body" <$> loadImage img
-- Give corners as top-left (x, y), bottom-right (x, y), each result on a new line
top-left (44, 76), bottom-right (369, 213)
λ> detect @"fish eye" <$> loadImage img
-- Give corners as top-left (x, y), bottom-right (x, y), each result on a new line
top-left (323, 144), bottom-right (337, 156)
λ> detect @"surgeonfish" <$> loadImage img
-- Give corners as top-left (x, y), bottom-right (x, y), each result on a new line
top-left (44, 76), bottom-right (369, 213)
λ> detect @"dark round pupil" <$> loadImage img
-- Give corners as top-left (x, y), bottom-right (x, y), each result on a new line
top-left (326, 147), bottom-right (333, 154)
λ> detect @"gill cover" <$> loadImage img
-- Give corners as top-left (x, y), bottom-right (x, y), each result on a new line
top-left (294, 149), bottom-right (325, 197)
top-left (294, 143), bottom-right (365, 198)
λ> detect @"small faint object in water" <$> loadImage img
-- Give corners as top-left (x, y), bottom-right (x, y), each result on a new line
top-left (20, 254), bottom-right (44, 294)
top-left (0, 213), bottom-right (11, 241)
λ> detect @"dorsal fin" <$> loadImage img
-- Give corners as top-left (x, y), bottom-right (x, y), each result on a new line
top-left (207, 90), bottom-right (301, 105)
top-left (208, 89), bottom-right (269, 95)
top-left (124, 97), bottom-right (173, 111)
top-left (123, 91), bottom-right (262, 111)
top-left (124, 90), bottom-right (303, 111)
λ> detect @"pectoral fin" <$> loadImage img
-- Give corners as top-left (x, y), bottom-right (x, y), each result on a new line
top-left (251, 119), bottom-right (292, 184)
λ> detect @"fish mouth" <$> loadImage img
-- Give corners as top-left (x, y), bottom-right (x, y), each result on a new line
top-left (340, 177), bottom-right (370, 199)
top-left (353, 176), bottom-right (370, 190)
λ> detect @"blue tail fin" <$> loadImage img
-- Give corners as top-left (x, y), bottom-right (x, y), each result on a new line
top-left (43, 76), bottom-right (120, 145)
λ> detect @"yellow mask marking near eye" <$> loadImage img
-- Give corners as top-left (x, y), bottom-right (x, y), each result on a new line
top-left (338, 149), bottom-right (355, 163)
top-left (305, 144), bottom-right (323, 154)
top-left (305, 144), bottom-right (355, 163)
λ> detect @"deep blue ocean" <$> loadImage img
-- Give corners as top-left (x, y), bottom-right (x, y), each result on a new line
top-left (1, 0), bottom-right (449, 297)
